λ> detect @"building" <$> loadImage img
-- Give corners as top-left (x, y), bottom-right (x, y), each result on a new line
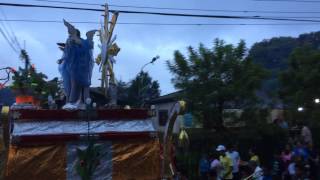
top-left (148, 91), bottom-right (185, 133)
top-left (149, 90), bottom-right (285, 130)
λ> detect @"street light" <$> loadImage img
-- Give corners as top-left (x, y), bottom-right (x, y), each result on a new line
top-left (140, 55), bottom-right (160, 73)
top-left (138, 55), bottom-right (160, 107)
top-left (315, 98), bottom-right (320, 104)
top-left (298, 107), bottom-right (304, 112)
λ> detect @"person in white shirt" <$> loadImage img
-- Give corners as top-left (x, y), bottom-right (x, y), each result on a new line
top-left (301, 124), bottom-right (312, 145)
top-left (249, 161), bottom-right (263, 180)
top-left (210, 153), bottom-right (222, 180)
top-left (287, 162), bottom-right (295, 176)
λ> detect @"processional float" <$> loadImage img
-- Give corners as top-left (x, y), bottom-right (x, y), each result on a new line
top-left (2, 4), bottom-right (184, 180)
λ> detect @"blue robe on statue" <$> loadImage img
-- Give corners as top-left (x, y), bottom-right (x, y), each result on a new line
top-left (59, 38), bottom-right (94, 103)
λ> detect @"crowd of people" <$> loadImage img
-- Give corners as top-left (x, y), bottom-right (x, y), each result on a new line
top-left (198, 124), bottom-right (319, 180)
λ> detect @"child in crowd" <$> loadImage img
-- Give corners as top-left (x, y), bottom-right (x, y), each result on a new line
top-left (281, 144), bottom-right (292, 169)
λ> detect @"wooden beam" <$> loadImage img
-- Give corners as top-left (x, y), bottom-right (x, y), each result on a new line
top-left (108, 12), bottom-right (119, 43)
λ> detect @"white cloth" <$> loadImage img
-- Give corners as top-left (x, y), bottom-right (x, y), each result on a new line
top-left (252, 166), bottom-right (263, 180)
top-left (216, 145), bottom-right (226, 151)
top-left (210, 159), bottom-right (221, 180)
top-left (210, 159), bottom-right (220, 169)
top-left (227, 151), bottom-right (240, 173)
top-left (301, 126), bottom-right (312, 144)
top-left (13, 120), bottom-right (155, 136)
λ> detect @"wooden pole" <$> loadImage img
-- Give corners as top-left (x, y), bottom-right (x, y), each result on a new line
top-left (100, 4), bottom-right (109, 89)
top-left (101, 3), bottom-right (119, 98)
top-left (108, 12), bottom-right (118, 42)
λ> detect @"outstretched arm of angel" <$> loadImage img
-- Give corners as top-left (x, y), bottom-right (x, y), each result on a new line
top-left (86, 30), bottom-right (97, 48)
top-left (86, 30), bottom-right (98, 41)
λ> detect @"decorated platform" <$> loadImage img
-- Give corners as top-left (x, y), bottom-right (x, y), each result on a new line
top-left (4, 109), bottom-right (161, 180)
top-left (10, 109), bottom-right (155, 144)
top-left (0, 3), bottom-right (181, 179)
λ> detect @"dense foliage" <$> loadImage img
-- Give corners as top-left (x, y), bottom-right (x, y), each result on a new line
top-left (11, 66), bottom-right (60, 104)
top-left (249, 31), bottom-right (320, 105)
top-left (279, 46), bottom-right (320, 108)
top-left (278, 45), bottom-right (320, 140)
top-left (117, 71), bottom-right (160, 107)
top-left (250, 31), bottom-right (320, 72)
top-left (167, 39), bottom-right (268, 128)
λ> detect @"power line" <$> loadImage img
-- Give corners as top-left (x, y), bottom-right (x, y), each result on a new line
top-left (33, 0), bottom-right (102, 6)
top-left (0, 26), bottom-right (19, 53)
top-left (30, 0), bottom-right (320, 14)
top-left (0, 8), bottom-right (22, 50)
top-left (114, 11), bottom-right (320, 23)
top-left (0, 17), bottom-right (17, 47)
top-left (0, 19), bottom-right (98, 24)
top-left (0, 8), bottom-right (21, 54)
top-left (1, 19), bottom-right (320, 26)
top-left (118, 22), bottom-right (320, 26)
top-left (254, 0), bottom-right (320, 3)
top-left (265, 16), bottom-right (320, 18)
top-left (2, 2), bottom-right (320, 23)
top-left (0, 2), bottom-right (102, 12)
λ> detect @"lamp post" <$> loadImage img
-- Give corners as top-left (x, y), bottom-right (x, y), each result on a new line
top-left (140, 55), bottom-right (160, 73)
top-left (298, 107), bottom-right (304, 112)
top-left (137, 55), bottom-right (160, 107)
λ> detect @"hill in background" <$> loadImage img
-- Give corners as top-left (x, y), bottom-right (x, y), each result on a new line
top-left (249, 31), bottom-right (320, 107)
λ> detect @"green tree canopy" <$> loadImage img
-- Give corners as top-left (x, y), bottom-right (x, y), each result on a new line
top-left (117, 72), bottom-right (160, 107)
top-left (11, 66), bottom-right (60, 100)
top-left (167, 39), bottom-right (268, 128)
top-left (117, 80), bottom-right (129, 105)
top-left (248, 31), bottom-right (320, 106)
top-left (128, 71), bottom-right (160, 107)
top-left (280, 46), bottom-right (320, 110)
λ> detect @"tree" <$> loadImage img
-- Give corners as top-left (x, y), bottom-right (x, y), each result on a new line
top-left (279, 46), bottom-right (320, 143)
top-left (126, 71), bottom-right (160, 107)
top-left (117, 80), bottom-right (129, 106)
top-left (11, 66), bottom-right (60, 104)
top-left (11, 49), bottom-right (60, 99)
top-left (167, 39), bottom-right (268, 128)
top-left (248, 31), bottom-right (320, 106)
top-left (279, 46), bottom-right (320, 112)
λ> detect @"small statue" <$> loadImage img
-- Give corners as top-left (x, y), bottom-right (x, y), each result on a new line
top-left (58, 19), bottom-right (97, 110)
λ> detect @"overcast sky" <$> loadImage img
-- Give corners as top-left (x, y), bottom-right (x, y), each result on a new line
top-left (1, 0), bottom-right (320, 95)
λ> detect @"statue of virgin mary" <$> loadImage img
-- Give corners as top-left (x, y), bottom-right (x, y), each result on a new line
top-left (58, 19), bottom-right (97, 110)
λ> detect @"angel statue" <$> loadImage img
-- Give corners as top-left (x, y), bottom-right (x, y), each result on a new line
top-left (57, 19), bottom-right (97, 110)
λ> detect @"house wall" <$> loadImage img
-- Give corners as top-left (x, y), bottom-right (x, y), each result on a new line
top-left (269, 109), bottom-right (284, 123)
top-left (151, 101), bottom-right (181, 133)
top-left (223, 108), bottom-right (285, 127)
top-left (151, 101), bottom-right (285, 130)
